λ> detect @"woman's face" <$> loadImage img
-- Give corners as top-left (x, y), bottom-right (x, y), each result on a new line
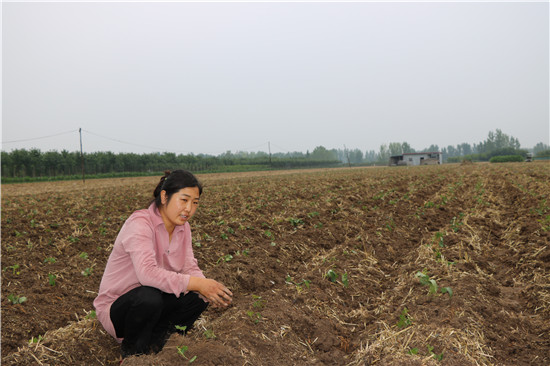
top-left (160, 187), bottom-right (200, 232)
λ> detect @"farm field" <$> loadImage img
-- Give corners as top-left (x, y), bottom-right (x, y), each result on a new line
top-left (1, 163), bottom-right (549, 365)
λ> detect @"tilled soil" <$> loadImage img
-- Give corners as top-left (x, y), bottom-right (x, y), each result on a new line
top-left (2, 163), bottom-right (549, 365)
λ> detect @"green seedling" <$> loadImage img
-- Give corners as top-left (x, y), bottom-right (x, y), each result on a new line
top-left (441, 287), bottom-right (453, 298)
top-left (252, 295), bottom-right (266, 308)
top-left (85, 310), bottom-right (97, 319)
top-left (48, 273), bottom-right (57, 286)
top-left (288, 218), bottom-right (304, 227)
top-left (7, 294), bottom-right (27, 304)
top-left (264, 230), bottom-right (274, 239)
top-left (427, 345), bottom-right (444, 361)
top-left (397, 307), bottom-right (413, 329)
top-left (285, 275), bottom-right (311, 288)
top-left (29, 335), bottom-right (44, 344)
top-left (415, 272), bottom-right (438, 294)
top-left (177, 345), bottom-right (189, 358)
top-left (408, 347), bottom-right (419, 355)
top-left (175, 325), bottom-right (187, 333)
top-left (385, 219), bottom-right (395, 232)
top-left (416, 272), bottom-right (453, 298)
top-left (433, 232), bottom-right (445, 247)
top-left (203, 329), bottom-right (216, 339)
top-left (79, 252), bottom-right (89, 260)
top-left (81, 267), bottom-right (93, 277)
top-left (5, 264), bottom-right (21, 275)
top-left (44, 257), bottom-right (56, 264)
top-left (326, 269), bottom-right (338, 283)
top-left (326, 269), bottom-right (349, 287)
top-left (450, 215), bottom-right (463, 232)
top-left (246, 311), bottom-right (262, 324)
top-left (235, 249), bottom-right (250, 257)
top-left (341, 273), bottom-right (349, 288)
top-left (216, 254), bottom-right (233, 264)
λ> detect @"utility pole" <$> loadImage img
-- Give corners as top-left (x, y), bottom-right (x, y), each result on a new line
top-left (344, 145), bottom-right (351, 168)
top-left (79, 128), bottom-right (85, 183)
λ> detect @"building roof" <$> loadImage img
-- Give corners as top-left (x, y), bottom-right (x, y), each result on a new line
top-left (402, 152), bottom-right (442, 156)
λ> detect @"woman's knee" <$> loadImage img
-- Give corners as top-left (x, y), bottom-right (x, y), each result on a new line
top-left (131, 286), bottom-right (163, 310)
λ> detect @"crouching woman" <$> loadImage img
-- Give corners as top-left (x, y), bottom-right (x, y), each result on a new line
top-left (93, 170), bottom-right (232, 359)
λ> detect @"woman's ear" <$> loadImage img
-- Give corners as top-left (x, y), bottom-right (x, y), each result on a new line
top-left (161, 190), bottom-right (167, 205)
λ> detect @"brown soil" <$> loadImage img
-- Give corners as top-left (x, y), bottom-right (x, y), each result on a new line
top-left (2, 163), bottom-right (549, 365)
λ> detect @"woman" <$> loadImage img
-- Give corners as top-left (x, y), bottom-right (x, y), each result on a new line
top-left (94, 170), bottom-right (233, 359)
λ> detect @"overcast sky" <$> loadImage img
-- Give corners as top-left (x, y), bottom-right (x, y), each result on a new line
top-left (2, 1), bottom-right (549, 156)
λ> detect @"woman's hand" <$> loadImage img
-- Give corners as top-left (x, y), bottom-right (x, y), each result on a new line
top-left (188, 277), bottom-right (233, 308)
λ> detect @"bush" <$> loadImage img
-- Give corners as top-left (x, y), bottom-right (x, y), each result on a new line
top-left (489, 155), bottom-right (524, 163)
top-left (535, 149), bottom-right (550, 158)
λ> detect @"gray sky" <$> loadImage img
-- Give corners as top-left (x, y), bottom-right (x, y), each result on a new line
top-left (2, 1), bottom-right (549, 156)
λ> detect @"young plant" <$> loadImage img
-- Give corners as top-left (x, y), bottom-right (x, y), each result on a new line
top-left (203, 329), bottom-right (216, 339)
top-left (415, 272), bottom-right (438, 294)
top-left (416, 272), bottom-right (453, 298)
top-left (397, 307), bottom-right (413, 329)
top-left (7, 294), bottom-right (27, 304)
top-left (216, 254), bottom-right (233, 264)
top-left (4, 264), bottom-right (20, 275)
top-left (252, 295), bottom-right (265, 309)
top-left (427, 345), bottom-right (444, 361)
top-left (433, 232), bottom-right (445, 247)
top-left (326, 269), bottom-right (338, 283)
top-left (441, 287), bottom-right (453, 298)
top-left (175, 325), bottom-right (187, 333)
top-left (48, 273), bottom-right (57, 286)
top-left (326, 269), bottom-right (349, 288)
top-left (29, 335), bottom-right (44, 344)
top-left (246, 311), bottom-right (262, 324)
top-left (264, 230), bottom-right (274, 240)
top-left (285, 275), bottom-right (311, 290)
top-left (288, 217), bottom-right (304, 227)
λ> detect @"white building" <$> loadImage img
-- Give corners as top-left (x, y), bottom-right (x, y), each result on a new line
top-left (389, 152), bottom-right (443, 166)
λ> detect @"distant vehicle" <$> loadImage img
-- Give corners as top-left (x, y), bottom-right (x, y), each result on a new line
top-left (525, 153), bottom-right (533, 162)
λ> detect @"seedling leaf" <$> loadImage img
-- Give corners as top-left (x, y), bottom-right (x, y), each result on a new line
top-left (441, 287), bottom-right (453, 298)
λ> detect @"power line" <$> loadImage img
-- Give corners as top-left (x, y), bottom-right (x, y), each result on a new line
top-left (81, 129), bottom-right (184, 153)
top-left (2, 127), bottom-right (285, 157)
top-left (2, 129), bottom-right (78, 144)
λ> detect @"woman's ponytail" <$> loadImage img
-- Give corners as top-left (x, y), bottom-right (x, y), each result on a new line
top-left (153, 170), bottom-right (172, 200)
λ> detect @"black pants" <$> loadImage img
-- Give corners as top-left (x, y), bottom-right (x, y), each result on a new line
top-left (110, 286), bottom-right (208, 357)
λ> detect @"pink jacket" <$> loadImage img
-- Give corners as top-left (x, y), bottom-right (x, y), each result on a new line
top-left (93, 203), bottom-right (205, 342)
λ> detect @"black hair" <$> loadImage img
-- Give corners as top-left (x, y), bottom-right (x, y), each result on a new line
top-left (152, 170), bottom-right (203, 208)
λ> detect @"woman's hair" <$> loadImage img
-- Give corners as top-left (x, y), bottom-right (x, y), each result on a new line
top-left (152, 170), bottom-right (203, 208)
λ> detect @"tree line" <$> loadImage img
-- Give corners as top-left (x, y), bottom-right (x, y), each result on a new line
top-left (2, 129), bottom-right (548, 182)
